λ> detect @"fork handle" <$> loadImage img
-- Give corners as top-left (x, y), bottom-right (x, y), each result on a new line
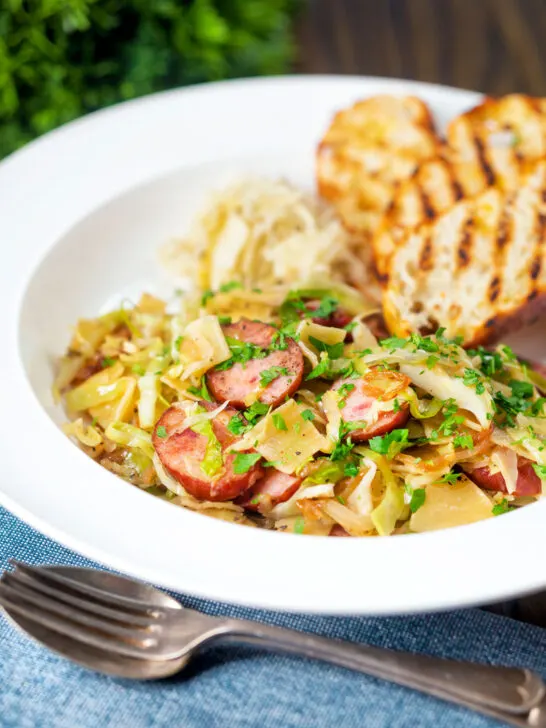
top-left (210, 618), bottom-right (546, 726)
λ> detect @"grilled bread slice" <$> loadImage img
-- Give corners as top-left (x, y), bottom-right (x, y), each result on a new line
top-left (446, 94), bottom-right (546, 196)
top-left (373, 95), bottom-right (546, 278)
top-left (316, 96), bottom-right (439, 240)
top-left (382, 161), bottom-right (546, 347)
top-left (373, 155), bottom-right (463, 278)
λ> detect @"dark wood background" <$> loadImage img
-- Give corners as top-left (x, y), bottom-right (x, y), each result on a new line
top-left (297, 0), bottom-right (546, 625)
top-left (297, 0), bottom-right (546, 97)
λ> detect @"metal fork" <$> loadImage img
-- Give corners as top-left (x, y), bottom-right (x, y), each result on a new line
top-left (1, 562), bottom-right (545, 727)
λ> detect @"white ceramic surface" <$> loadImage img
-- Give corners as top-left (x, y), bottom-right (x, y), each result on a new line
top-left (2, 76), bottom-right (546, 615)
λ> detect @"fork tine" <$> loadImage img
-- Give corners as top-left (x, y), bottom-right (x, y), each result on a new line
top-left (9, 561), bottom-right (168, 615)
top-left (2, 572), bottom-right (153, 628)
top-left (0, 584), bottom-right (163, 661)
top-left (0, 584), bottom-right (162, 662)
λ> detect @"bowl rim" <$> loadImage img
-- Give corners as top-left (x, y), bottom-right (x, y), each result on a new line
top-left (2, 74), bottom-right (545, 615)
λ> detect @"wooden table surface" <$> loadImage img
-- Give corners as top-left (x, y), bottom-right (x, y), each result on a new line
top-left (297, 0), bottom-right (546, 96)
top-left (296, 0), bottom-right (546, 625)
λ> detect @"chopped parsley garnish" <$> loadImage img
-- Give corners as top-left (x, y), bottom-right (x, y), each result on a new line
top-left (218, 316), bottom-right (232, 325)
top-left (294, 516), bottom-right (305, 534)
top-left (101, 356), bottom-right (116, 368)
top-left (309, 295), bottom-right (339, 319)
top-left (408, 487), bottom-right (426, 513)
top-left (156, 425), bottom-right (167, 439)
top-left (301, 409), bottom-right (315, 422)
top-left (174, 335), bottom-right (183, 350)
top-left (309, 335), bottom-right (345, 360)
top-left (409, 333), bottom-right (439, 353)
top-left (467, 347), bottom-right (504, 377)
top-left (244, 401), bottom-right (270, 425)
top-left (335, 495), bottom-right (346, 505)
top-left (201, 290), bottom-right (214, 306)
top-left (494, 380), bottom-right (537, 426)
top-left (532, 463), bottom-right (546, 479)
top-left (270, 331), bottom-right (289, 351)
top-left (426, 355), bottom-right (439, 369)
top-left (187, 377), bottom-right (212, 402)
top-left (393, 398), bottom-right (401, 413)
top-left (227, 414), bottom-right (251, 437)
top-left (509, 379), bottom-right (534, 400)
top-left (453, 433), bottom-right (474, 449)
top-left (260, 366), bottom-right (289, 387)
top-left (306, 355), bottom-right (355, 382)
top-left (131, 363), bottom-right (146, 376)
top-left (337, 382), bottom-right (355, 408)
top-left (344, 321), bottom-right (358, 332)
top-left (379, 336), bottom-right (407, 351)
top-left (330, 423), bottom-right (356, 461)
top-left (343, 460), bottom-right (360, 477)
top-left (530, 398), bottom-right (546, 416)
top-left (306, 357), bottom-right (331, 381)
top-left (215, 337), bottom-right (268, 371)
top-left (337, 382), bottom-right (355, 398)
top-left (462, 368), bottom-right (486, 394)
top-left (501, 345), bottom-right (517, 362)
top-left (272, 413), bottom-right (288, 431)
top-left (232, 452), bottom-right (262, 474)
top-left (437, 472), bottom-right (461, 485)
top-left (218, 281), bottom-right (243, 293)
top-left (492, 498), bottom-right (512, 516)
top-left (369, 429), bottom-right (409, 459)
top-left (437, 400), bottom-right (464, 437)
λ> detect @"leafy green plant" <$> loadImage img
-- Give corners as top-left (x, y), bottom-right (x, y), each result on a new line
top-left (0, 0), bottom-right (300, 158)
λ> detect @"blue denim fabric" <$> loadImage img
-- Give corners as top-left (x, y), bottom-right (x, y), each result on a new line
top-left (0, 506), bottom-right (544, 728)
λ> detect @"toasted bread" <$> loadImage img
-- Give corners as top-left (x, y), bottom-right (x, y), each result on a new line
top-left (373, 155), bottom-right (463, 278)
top-left (373, 95), bottom-right (546, 278)
top-left (382, 161), bottom-right (546, 347)
top-left (316, 96), bottom-right (439, 240)
top-left (446, 94), bottom-right (546, 196)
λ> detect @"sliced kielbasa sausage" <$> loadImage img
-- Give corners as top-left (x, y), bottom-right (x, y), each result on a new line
top-left (206, 319), bottom-right (304, 409)
top-left (332, 377), bottom-right (410, 442)
top-left (464, 456), bottom-right (542, 497)
top-left (152, 400), bottom-right (263, 501)
top-left (237, 469), bottom-right (301, 512)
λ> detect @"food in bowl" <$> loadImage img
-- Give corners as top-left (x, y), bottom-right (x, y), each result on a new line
top-left (57, 277), bottom-right (546, 537)
top-left (56, 88), bottom-right (546, 538)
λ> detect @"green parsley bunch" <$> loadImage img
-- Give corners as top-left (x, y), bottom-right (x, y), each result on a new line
top-left (0, 0), bottom-right (300, 159)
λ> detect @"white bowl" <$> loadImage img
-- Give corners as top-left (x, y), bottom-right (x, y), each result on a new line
top-left (3, 76), bottom-right (546, 614)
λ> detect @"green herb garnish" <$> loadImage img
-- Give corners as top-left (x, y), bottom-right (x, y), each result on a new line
top-left (492, 498), bottom-right (512, 516)
top-left (369, 429), bottom-right (409, 459)
top-left (232, 452), bottom-right (262, 474)
top-left (260, 366), bottom-right (289, 387)
top-left (272, 413), bottom-right (288, 431)
top-left (309, 335), bottom-right (344, 360)
top-left (409, 487), bottom-right (426, 513)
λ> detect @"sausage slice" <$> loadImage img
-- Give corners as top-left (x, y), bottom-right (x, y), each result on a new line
top-left (206, 319), bottom-right (304, 409)
top-left (153, 401), bottom-right (263, 501)
top-left (464, 456), bottom-right (542, 497)
top-left (237, 469), bottom-right (301, 512)
top-left (333, 377), bottom-right (410, 442)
